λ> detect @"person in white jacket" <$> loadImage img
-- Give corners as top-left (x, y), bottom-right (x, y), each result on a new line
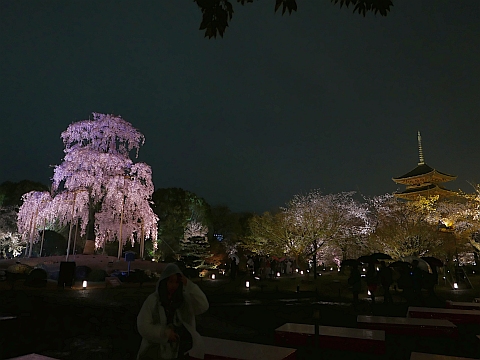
top-left (136, 263), bottom-right (209, 360)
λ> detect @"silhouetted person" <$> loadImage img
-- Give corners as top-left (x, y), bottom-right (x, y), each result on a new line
top-left (365, 262), bottom-right (378, 304)
top-left (348, 265), bottom-right (362, 308)
top-left (379, 261), bottom-right (393, 304)
top-left (411, 260), bottom-right (424, 305)
top-left (230, 258), bottom-right (237, 280)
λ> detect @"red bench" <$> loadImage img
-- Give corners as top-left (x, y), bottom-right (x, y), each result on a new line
top-left (410, 352), bottom-right (477, 360)
top-left (357, 315), bottom-right (458, 338)
top-left (274, 322), bottom-right (385, 355)
top-left (407, 306), bottom-right (480, 325)
top-left (189, 336), bottom-right (297, 360)
top-left (445, 300), bottom-right (480, 311)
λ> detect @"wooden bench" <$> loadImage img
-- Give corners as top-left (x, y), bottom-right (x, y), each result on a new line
top-left (274, 322), bottom-right (385, 355)
top-left (407, 306), bottom-right (480, 325)
top-left (357, 315), bottom-right (458, 338)
top-left (410, 352), bottom-right (477, 360)
top-left (446, 300), bottom-right (480, 311)
top-left (189, 336), bottom-right (296, 360)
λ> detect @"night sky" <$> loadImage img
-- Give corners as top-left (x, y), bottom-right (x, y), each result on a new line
top-left (1, 1), bottom-right (479, 213)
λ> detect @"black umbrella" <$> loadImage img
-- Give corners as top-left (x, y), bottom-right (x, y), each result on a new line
top-left (421, 256), bottom-right (444, 267)
top-left (341, 259), bottom-right (361, 267)
top-left (388, 261), bottom-right (410, 268)
top-left (357, 255), bottom-right (378, 263)
top-left (370, 252), bottom-right (392, 260)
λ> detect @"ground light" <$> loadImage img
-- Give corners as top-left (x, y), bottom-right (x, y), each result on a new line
top-left (211, 274), bottom-right (215, 280)
top-left (300, 270), bottom-right (304, 275)
top-left (276, 272), bottom-right (280, 277)
top-left (454, 282), bottom-right (459, 289)
top-left (245, 281), bottom-right (250, 288)
top-left (82, 280), bottom-right (87, 289)
top-left (367, 290), bottom-right (371, 296)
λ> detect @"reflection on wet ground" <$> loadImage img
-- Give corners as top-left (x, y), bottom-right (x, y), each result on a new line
top-left (1, 278), bottom-right (479, 360)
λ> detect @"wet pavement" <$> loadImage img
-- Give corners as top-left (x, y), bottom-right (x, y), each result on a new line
top-left (1, 275), bottom-right (480, 360)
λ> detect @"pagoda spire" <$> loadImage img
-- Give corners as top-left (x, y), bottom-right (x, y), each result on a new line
top-left (417, 131), bottom-right (425, 165)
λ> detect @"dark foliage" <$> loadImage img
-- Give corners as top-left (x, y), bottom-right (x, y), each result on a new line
top-left (0, 180), bottom-right (49, 207)
top-left (194, 0), bottom-right (393, 38)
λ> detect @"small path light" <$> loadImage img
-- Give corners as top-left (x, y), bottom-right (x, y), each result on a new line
top-left (211, 274), bottom-right (215, 280)
top-left (453, 282), bottom-right (458, 289)
top-left (300, 270), bottom-right (304, 275)
top-left (276, 272), bottom-right (280, 277)
top-left (245, 280), bottom-right (250, 288)
top-left (82, 280), bottom-right (87, 289)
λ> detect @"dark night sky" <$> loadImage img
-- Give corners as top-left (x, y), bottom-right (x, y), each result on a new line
top-left (1, 1), bottom-right (479, 213)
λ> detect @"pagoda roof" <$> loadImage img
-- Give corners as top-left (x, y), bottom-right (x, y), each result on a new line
top-left (393, 184), bottom-right (458, 200)
top-left (392, 163), bottom-right (456, 184)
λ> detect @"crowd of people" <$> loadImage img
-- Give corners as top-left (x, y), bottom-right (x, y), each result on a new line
top-left (227, 255), bottom-right (298, 280)
top-left (347, 259), bottom-right (439, 308)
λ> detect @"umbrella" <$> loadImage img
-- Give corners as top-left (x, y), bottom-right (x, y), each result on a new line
top-left (341, 259), bottom-right (361, 267)
top-left (403, 256), bottom-right (432, 273)
top-left (388, 261), bottom-right (411, 269)
top-left (229, 254), bottom-right (240, 265)
top-left (357, 255), bottom-right (378, 263)
top-left (370, 252), bottom-right (392, 261)
top-left (421, 256), bottom-right (444, 268)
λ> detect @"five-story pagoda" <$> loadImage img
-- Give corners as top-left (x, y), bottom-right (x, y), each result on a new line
top-left (392, 132), bottom-right (457, 200)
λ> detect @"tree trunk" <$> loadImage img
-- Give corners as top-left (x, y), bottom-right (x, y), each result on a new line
top-left (83, 195), bottom-right (97, 255)
top-left (313, 240), bottom-right (318, 279)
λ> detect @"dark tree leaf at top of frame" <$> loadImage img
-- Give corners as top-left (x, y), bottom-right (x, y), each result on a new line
top-left (194, 0), bottom-right (394, 39)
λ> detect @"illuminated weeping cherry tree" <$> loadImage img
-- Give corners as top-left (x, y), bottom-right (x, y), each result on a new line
top-left (19, 113), bottom-right (158, 260)
top-left (17, 191), bottom-right (52, 257)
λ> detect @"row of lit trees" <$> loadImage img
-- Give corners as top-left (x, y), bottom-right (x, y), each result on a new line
top-left (243, 190), bottom-right (480, 272)
top-left (5, 112), bottom-right (480, 265)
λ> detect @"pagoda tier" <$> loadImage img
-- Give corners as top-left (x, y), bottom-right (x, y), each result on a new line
top-left (392, 163), bottom-right (456, 186)
top-left (392, 132), bottom-right (457, 200)
top-left (393, 183), bottom-right (457, 201)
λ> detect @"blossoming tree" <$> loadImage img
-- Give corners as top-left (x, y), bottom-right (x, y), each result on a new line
top-left (18, 113), bottom-right (158, 260)
top-left (17, 191), bottom-right (52, 257)
top-left (284, 190), bottom-right (371, 277)
top-left (0, 205), bottom-right (24, 257)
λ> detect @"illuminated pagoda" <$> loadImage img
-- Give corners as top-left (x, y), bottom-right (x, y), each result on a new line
top-left (392, 132), bottom-right (457, 200)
